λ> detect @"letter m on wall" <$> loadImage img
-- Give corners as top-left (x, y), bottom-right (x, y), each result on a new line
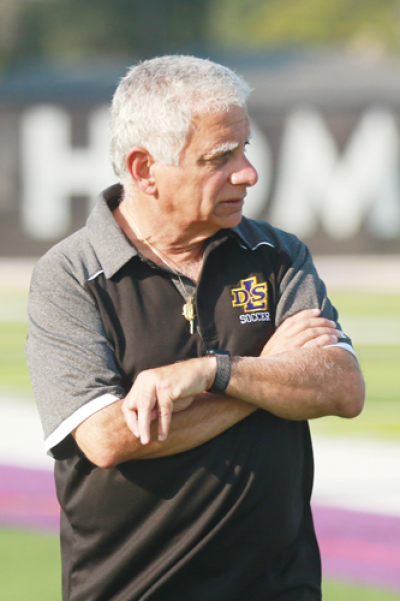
top-left (270, 108), bottom-right (400, 240)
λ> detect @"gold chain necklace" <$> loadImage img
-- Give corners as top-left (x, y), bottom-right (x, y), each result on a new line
top-left (127, 215), bottom-right (198, 334)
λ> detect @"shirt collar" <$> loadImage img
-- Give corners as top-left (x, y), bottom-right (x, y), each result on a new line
top-left (86, 184), bottom-right (274, 279)
top-left (86, 183), bottom-right (138, 279)
top-left (231, 218), bottom-right (275, 250)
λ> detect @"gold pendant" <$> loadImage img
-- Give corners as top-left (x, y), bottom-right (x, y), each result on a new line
top-left (182, 299), bottom-right (196, 334)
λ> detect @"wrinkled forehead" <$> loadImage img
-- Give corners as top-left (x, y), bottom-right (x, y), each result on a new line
top-left (185, 105), bottom-right (251, 153)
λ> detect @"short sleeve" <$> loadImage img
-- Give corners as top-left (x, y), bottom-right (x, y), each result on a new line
top-left (26, 250), bottom-right (125, 456)
top-left (275, 236), bottom-right (354, 353)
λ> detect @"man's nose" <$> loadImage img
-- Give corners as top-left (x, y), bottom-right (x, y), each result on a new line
top-left (230, 156), bottom-right (258, 187)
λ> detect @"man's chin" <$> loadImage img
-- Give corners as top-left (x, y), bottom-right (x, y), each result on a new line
top-left (215, 210), bottom-right (243, 230)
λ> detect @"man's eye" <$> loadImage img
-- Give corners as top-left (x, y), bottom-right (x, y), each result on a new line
top-left (206, 153), bottom-right (228, 165)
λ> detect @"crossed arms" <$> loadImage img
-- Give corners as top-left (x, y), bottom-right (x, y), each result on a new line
top-left (73, 309), bottom-right (365, 468)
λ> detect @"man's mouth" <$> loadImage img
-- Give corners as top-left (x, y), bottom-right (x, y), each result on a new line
top-left (221, 198), bottom-right (245, 206)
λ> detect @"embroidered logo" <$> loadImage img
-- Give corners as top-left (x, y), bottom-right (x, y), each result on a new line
top-left (231, 276), bottom-right (268, 312)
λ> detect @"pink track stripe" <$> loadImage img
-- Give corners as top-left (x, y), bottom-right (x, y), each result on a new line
top-left (319, 536), bottom-right (400, 569)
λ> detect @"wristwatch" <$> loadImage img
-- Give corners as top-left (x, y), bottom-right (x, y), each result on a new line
top-left (203, 350), bottom-right (231, 394)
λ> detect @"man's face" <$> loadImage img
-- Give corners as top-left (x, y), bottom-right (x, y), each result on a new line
top-left (151, 105), bottom-right (258, 238)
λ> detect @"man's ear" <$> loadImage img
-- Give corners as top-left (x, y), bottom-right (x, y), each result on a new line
top-left (125, 147), bottom-right (156, 195)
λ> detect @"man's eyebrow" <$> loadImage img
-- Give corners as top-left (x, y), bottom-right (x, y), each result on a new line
top-left (202, 142), bottom-right (239, 160)
top-left (202, 129), bottom-right (254, 159)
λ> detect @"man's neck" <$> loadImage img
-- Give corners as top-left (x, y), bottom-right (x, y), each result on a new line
top-left (113, 199), bottom-right (207, 282)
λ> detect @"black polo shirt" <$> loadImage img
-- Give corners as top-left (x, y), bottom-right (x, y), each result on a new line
top-left (27, 184), bottom-right (353, 601)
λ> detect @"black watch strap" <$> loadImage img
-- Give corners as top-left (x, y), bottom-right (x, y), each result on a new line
top-left (204, 350), bottom-right (231, 394)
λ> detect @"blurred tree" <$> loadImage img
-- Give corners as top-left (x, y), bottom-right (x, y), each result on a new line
top-left (1, 0), bottom-right (210, 70)
top-left (208, 0), bottom-right (400, 55)
top-left (2, 0), bottom-right (400, 72)
top-left (0, 0), bottom-right (24, 68)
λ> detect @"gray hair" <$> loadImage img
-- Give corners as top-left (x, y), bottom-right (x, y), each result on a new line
top-left (109, 55), bottom-right (251, 181)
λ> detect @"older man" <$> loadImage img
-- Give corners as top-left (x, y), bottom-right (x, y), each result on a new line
top-left (26, 55), bottom-right (364, 601)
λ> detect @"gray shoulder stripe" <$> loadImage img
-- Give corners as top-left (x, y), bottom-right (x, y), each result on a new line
top-left (237, 241), bottom-right (275, 251)
top-left (87, 269), bottom-right (104, 281)
top-left (251, 241), bottom-right (275, 251)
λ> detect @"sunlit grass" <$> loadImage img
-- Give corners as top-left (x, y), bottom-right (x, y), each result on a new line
top-left (356, 345), bottom-right (400, 400)
top-left (0, 322), bottom-right (31, 392)
top-left (311, 292), bottom-right (400, 439)
top-left (330, 292), bottom-right (400, 317)
top-left (310, 398), bottom-right (400, 439)
top-left (323, 578), bottom-right (400, 600)
top-left (0, 529), bottom-right (61, 601)
top-left (1, 529), bottom-right (400, 601)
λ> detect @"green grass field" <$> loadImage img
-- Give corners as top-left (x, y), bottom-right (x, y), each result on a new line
top-left (0, 529), bottom-right (62, 601)
top-left (310, 292), bottom-right (400, 439)
top-left (0, 321), bottom-right (31, 391)
top-left (1, 528), bottom-right (400, 601)
top-left (0, 290), bottom-right (399, 600)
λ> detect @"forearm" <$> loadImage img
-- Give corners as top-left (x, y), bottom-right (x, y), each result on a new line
top-left (227, 347), bottom-right (365, 420)
top-left (73, 393), bottom-right (255, 468)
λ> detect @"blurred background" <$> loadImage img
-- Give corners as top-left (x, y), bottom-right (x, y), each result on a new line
top-left (0, 0), bottom-right (399, 599)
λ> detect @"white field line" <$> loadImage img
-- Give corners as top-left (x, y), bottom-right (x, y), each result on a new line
top-left (312, 434), bottom-right (400, 517)
top-left (339, 316), bottom-right (400, 345)
top-left (0, 258), bottom-right (37, 293)
top-left (0, 396), bottom-right (53, 470)
top-left (0, 295), bottom-right (28, 322)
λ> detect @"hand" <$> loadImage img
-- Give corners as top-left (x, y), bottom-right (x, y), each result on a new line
top-left (261, 309), bottom-right (341, 357)
top-left (121, 357), bottom-right (216, 445)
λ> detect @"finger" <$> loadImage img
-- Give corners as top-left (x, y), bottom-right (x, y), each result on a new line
top-left (284, 318), bottom-right (337, 340)
top-left (295, 327), bottom-right (341, 346)
top-left (298, 308), bottom-right (322, 319)
top-left (302, 333), bottom-right (341, 348)
top-left (137, 395), bottom-right (156, 445)
top-left (279, 309), bottom-right (321, 330)
top-left (157, 398), bottom-right (173, 442)
top-left (291, 315), bottom-right (336, 332)
top-left (276, 312), bottom-right (333, 337)
top-left (121, 401), bottom-right (139, 438)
